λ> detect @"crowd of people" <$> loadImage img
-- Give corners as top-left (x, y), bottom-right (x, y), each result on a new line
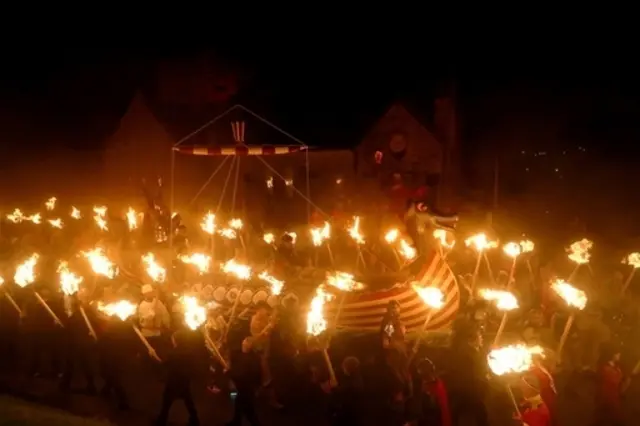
top-left (0, 194), bottom-right (635, 426)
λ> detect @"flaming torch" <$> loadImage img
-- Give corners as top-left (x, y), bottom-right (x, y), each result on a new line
top-left (433, 229), bottom-right (455, 259)
top-left (552, 278), bottom-right (587, 359)
top-left (488, 344), bottom-right (545, 418)
top-left (221, 259), bottom-right (252, 339)
top-left (126, 207), bottom-right (138, 231)
top-left (48, 218), bottom-right (63, 229)
top-left (58, 261), bottom-right (96, 340)
top-left (70, 206), bottom-right (81, 219)
top-left (141, 253), bottom-right (166, 284)
top-left (621, 252), bottom-right (640, 295)
top-left (465, 233), bottom-right (498, 290)
top-left (347, 216), bottom-right (366, 270)
top-left (411, 285), bottom-right (444, 356)
top-left (520, 239), bottom-right (536, 282)
top-left (14, 254), bottom-right (63, 327)
top-left (97, 300), bottom-right (161, 362)
top-left (229, 218), bottom-right (247, 254)
top-left (179, 253), bottom-right (211, 275)
top-left (480, 289), bottom-right (519, 346)
top-left (566, 238), bottom-right (593, 281)
top-left (307, 286), bottom-right (337, 385)
top-left (384, 229), bottom-right (402, 267)
top-left (0, 276), bottom-right (22, 316)
top-left (82, 247), bottom-right (118, 280)
top-left (93, 206), bottom-right (108, 231)
top-left (45, 196), bottom-right (57, 211)
top-left (181, 295), bottom-right (229, 370)
top-left (258, 271), bottom-right (284, 296)
top-left (325, 271), bottom-right (364, 330)
top-left (200, 212), bottom-right (216, 254)
top-left (503, 242), bottom-right (522, 289)
top-left (311, 221), bottom-right (333, 266)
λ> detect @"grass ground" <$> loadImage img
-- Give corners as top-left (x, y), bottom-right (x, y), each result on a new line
top-left (0, 395), bottom-right (113, 426)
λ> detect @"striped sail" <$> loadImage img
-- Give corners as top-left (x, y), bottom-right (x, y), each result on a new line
top-left (327, 251), bottom-right (459, 331)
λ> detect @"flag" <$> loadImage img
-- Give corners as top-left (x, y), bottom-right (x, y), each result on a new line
top-left (327, 251), bottom-right (459, 331)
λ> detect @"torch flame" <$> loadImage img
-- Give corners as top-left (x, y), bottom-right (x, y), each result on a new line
top-left (81, 247), bottom-right (118, 279)
top-left (503, 242), bottom-right (522, 258)
top-left (551, 279), bottom-right (587, 310)
top-left (98, 300), bottom-right (136, 321)
top-left (141, 253), bottom-right (166, 283)
top-left (306, 286), bottom-right (334, 336)
top-left (70, 206), bottom-right (81, 219)
top-left (488, 344), bottom-right (544, 376)
top-left (348, 216), bottom-right (365, 245)
top-left (479, 289), bottom-right (519, 311)
top-left (218, 228), bottom-right (237, 239)
top-left (45, 197), bottom-right (57, 211)
top-left (465, 233), bottom-right (498, 252)
top-left (326, 271), bottom-right (364, 292)
top-left (263, 233), bottom-right (275, 244)
top-left (229, 218), bottom-right (243, 230)
top-left (179, 253), bottom-right (211, 274)
top-left (58, 261), bottom-right (83, 295)
top-left (200, 212), bottom-right (216, 235)
top-left (6, 208), bottom-right (25, 223)
top-left (48, 218), bottom-right (63, 229)
top-left (412, 284), bottom-right (444, 309)
top-left (399, 239), bottom-right (417, 260)
top-left (385, 229), bottom-right (399, 244)
top-left (433, 229), bottom-right (455, 249)
top-left (221, 259), bottom-right (251, 280)
top-left (567, 238), bottom-right (593, 265)
top-left (311, 222), bottom-right (331, 246)
top-left (258, 271), bottom-right (284, 295)
top-left (14, 253), bottom-right (39, 288)
top-left (181, 296), bottom-right (206, 330)
top-left (623, 252), bottom-right (640, 269)
top-left (126, 207), bottom-right (138, 231)
top-left (93, 206), bottom-right (108, 231)
top-left (520, 239), bottom-right (535, 253)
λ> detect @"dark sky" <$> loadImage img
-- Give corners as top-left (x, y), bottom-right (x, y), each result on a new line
top-left (1, 45), bottom-right (640, 161)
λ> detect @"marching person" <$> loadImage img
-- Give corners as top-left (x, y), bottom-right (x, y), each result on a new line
top-left (138, 284), bottom-right (171, 358)
top-left (329, 356), bottom-right (364, 426)
top-left (448, 326), bottom-right (489, 426)
top-left (412, 357), bottom-right (451, 426)
top-left (593, 344), bottom-right (625, 426)
top-left (97, 302), bottom-right (131, 411)
top-left (249, 301), bottom-right (283, 409)
top-left (155, 331), bottom-right (201, 426)
top-left (227, 336), bottom-right (263, 426)
top-left (59, 292), bottom-right (97, 394)
top-left (517, 373), bottom-right (552, 426)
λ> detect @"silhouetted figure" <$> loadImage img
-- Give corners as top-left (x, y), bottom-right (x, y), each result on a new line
top-left (227, 336), bottom-right (262, 426)
top-left (60, 295), bottom-right (97, 394)
top-left (156, 331), bottom-right (200, 426)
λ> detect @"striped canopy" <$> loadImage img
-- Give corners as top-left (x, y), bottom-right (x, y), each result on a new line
top-left (173, 145), bottom-right (304, 156)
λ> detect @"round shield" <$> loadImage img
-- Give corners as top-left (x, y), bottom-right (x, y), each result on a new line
top-left (239, 289), bottom-right (253, 305)
top-left (252, 290), bottom-right (269, 305)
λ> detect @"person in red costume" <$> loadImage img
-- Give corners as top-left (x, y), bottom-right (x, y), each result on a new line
top-left (529, 354), bottom-right (557, 422)
top-left (517, 373), bottom-right (551, 426)
top-left (414, 357), bottom-right (451, 426)
top-left (593, 344), bottom-right (625, 426)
